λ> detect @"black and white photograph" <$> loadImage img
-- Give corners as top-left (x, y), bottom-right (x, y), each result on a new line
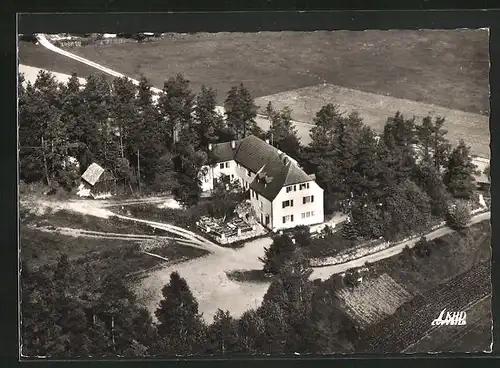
top-left (18, 15), bottom-right (492, 357)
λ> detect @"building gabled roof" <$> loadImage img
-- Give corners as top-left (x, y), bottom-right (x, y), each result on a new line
top-left (209, 135), bottom-right (316, 201)
top-left (81, 163), bottom-right (114, 186)
top-left (209, 140), bottom-right (242, 164)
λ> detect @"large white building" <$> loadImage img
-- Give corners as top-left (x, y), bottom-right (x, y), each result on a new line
top-left (199, 135), bottom-right (324, 231)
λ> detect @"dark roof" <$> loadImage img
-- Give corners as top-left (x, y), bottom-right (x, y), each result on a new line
top-left (209, 140), bottom-right (242, 164)
top-left (208, 135), bottom-right (316, 201)
top-left (233, 135), bottom-right (285, 173)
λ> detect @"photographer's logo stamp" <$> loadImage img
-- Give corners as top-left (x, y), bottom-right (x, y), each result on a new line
top-left (431, 308), bottom-right (467, 326)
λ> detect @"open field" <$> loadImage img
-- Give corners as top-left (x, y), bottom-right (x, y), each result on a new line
top-left (255, 83), bottom-right (490, 157)
top-left (19, 30), bottom-right (489, 114)
top-left (18, 41), bottom-right (114, 83)
top-left (336, 273), bottom-right (413, 328)
top-left (371, 219), bottom-right (491, 295)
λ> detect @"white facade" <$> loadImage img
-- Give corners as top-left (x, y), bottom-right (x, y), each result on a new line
top-left (199, 137), bottom-right (325, 231)
top-left (200, 159), bottom-right (237, 192)
top-left (271, 181), bottom-right (324, 230)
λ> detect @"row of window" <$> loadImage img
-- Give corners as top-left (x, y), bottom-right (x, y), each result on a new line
top-left (219, 162), bottom-right (230, 169)
top-left (301, 211), bottom-right (315, 219)
top-left (282, 195), bottom-right (315, 208)
top-left (285, 182), bottom-right (310, 193)
top-left (282, 211), bottom-right (316, 224)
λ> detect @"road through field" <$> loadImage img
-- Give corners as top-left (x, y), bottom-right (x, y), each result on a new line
top-left (23, 194), bottom-right (490, 323)
top-left (310, 211), bottom-right (490, 280)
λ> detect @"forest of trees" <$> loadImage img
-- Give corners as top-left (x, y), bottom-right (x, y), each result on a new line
top-left (20, 70), bottom-right (483, 357)
top-left (18, 71), bottom-right (262, 205)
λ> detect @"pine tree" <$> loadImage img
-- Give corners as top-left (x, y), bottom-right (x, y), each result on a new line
top-left (259, 251), bottom-right (313, 353)
top-left (111, 76), bottom-right (138, 161)
top-left (79, 73), bottom-right (113, 169)
top-left (235, 310), bottom-right (266, 353)
top-left (383, 111), bottom-right (417, 177)
top-left (259, 234), bottom-right (298, 275)
top-left (136, 74), bottom-right (154, 111)
top-left (172, 145), bottom-right (207, 207)
top-left (302, 277), bottom-right (354, 354)
top-left (443, 140), bottom-right (478, 199)
top-left (350, 126), bottom-right (382, 201)
top-left (158, 74), bottom-right (196, 148)
top-left (267, 106), bottom-right (301, 157)
top-left (155, 272), bottom-right (206, 355)
top-left (416, 116), bottom-right (451, 171)
top-left (195, 85), bottom-right (225, 149)
top-left (19, 70), bottom-right (70, 188)
top-left (223, 83), bottom-right (258, 139)
top-left (205, 309), bottom-right (239, 355)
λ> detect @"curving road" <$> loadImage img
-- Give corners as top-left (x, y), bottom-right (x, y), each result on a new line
top-left (310, 211), bottom-right (490, 280)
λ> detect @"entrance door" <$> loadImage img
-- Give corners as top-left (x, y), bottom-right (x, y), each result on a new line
top-left (265, 215), bottom-right (270, 226)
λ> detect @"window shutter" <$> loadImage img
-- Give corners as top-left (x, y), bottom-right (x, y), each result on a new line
top-left (303, 197), bottom-right (306, 204)
top-left (291, 200), bottom-right (294, 206)
top-left (311, 195), bottom-right (314, 202)
top-left (283, 216), bottom-right (286, 224)
top-left (291, 215), bottom-right (294, 222)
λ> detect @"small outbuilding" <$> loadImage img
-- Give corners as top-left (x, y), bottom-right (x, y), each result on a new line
top-left (80, 163), bottom-right (116, 198)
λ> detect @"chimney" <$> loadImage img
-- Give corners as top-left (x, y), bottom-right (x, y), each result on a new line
top-left (208, 143), bottom-right (213, 151)
top-left (231, 140), bottom-right (236, 149)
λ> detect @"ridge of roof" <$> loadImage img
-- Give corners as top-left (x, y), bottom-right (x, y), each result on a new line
top-left (209, 135), bottom-right (316, 201)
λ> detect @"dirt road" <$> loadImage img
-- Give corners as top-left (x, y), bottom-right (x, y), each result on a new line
top-left (23, 194), bottom-right (490, 323)
top-left (310, 211), bottom-right (491, 280)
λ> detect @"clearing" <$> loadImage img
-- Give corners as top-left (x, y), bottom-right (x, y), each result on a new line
top-left (19, 30), bottom-right (489, 114)
top-left (335, 273), bottom-right (413, 328)
top-left (255, 84), bottom-right (490, 157)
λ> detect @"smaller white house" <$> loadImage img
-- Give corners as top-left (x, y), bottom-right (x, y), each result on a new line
top-left (199, 135), bottom-right (324, 231)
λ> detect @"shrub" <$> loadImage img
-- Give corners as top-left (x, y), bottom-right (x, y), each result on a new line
top-left (343, 268), bottom-right (361, 288)
top-left (446, 202), bottom-right (472, 230)
top-left (414, 237), bottom-right (432, 258)
top-left (341, 221), bottom-right (360, 241)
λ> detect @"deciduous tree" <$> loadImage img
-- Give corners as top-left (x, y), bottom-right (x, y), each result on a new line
top-left (382, 180), bottom-right (432, 241)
